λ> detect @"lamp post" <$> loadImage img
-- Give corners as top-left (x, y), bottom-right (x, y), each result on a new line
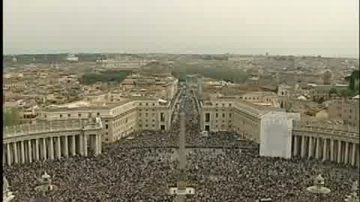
top-left (306, 174), bottom-right (331, 201)
top-left (345, 181), bottom-right (359, 202)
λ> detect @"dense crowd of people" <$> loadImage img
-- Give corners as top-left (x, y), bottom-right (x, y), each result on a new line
top-left (3, 88), bottom-right (359, 202)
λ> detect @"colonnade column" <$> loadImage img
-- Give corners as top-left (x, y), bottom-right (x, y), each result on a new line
top-left (344, 142), bottom-right (349, 164)
top-left (301, 136), bottom-right (306, 158)
top-left (98, 134), bottom-right (102, 155)
top-left (322, 139), bottom-right (328, 161)
top-left (293, 136), bottom-right (298, 157)
top-left (42, 138), bottom-right (47, 160)
top-left (7, 143), bottom-right (12, 166)
top-left (71, 136), bottom-right (76, 156)
top-left (330, 139), bottom-right (335, 161)
top-left (94, 134), bottom-right (101, 155)
top-left (83, 134), bottom-right (88, 157)
top-left (56, 137), bottom-right (61, 159)
top-left (28, 140), bottom-right (32, 163)
top-left (79, 135), bottom-right (84, 156)
top-left (63, 136), bottom-right (69, 157)
top-left (351, 143), bottom-right (357, 166)
top-left (20, 141), bottom-right (25, 163)
top-left (337, 140), bottom-right (342, 163)
top-left (13, 142), bottom-right (19, 163)
top-left (315, 137), bottom-right (320, 159)
top-left (49, 137), bottom-right (54, 160)
top-left (308, 137), bottom-right (313, 158)
top-left (3, 145), bottom-right (5, 165)
top-left (35, 139), bottom-right (40, 161)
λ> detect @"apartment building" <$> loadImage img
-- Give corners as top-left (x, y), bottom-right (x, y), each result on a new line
top-left (328, 98), bottom-right (359, 130)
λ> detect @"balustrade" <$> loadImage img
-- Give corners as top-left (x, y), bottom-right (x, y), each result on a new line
top-left (4, 119), bottom-right (100, 138)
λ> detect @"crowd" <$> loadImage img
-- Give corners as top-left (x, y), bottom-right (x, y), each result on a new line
top-left (3, 87), bottom-right (359, 202)
top-left (185, 148), bottom-right (359, 202)
top-left (4, 147), bottom-right (179, 202)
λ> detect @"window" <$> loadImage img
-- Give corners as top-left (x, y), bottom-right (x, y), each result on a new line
top-left (161, 125), bottom-right (165, 130)
top-left (68, 114), bottom-right (71, 117)
top-left (205, 125), bottom-right (210, 131)
top-left (44, 114), bottom-right (47, 118)
top-left (216, 113), bottom-right (218, 118)
top-left (152, 124), bottom-right (155, 127)
top-left (222, 113), bottom-right (225, 118)
top-left (152, 119), bottom-right (155, 122)
top-left (229, 113), bottom-right (232, 118)
top-left (78, 114), bottom-right (81, 117)
top-left (97, 112), bottom-right (100, 116)
top-left (145, 124), bottom-right (148, 127)
top-left (146, 103), bottom-right (148, 106)
top-left (152, 103), bottom-right (155, 106)
top-left (205, 113), bottom-right (210, 122)
top-left (145, 113), bottom-right (148, 117)
top-left (105, 124), bottom-right (109, 129)
top-left (229, 104), bottom-right (232, 107)
top-left (60, 114), bottom-right (63, 118)
top-left (139, 124), bottom-right (142, 127)
top-left (222, 104), bottom-right (225, 107)
top-left (160, 112), bottom-right (165, 122)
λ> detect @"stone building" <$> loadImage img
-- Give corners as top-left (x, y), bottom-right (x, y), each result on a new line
top-left (199, 96), bottom-right (299, 159)
top-left (328, 98), bottom-right (359, 131)
top-left (37, 96), bottom-right (179, 143)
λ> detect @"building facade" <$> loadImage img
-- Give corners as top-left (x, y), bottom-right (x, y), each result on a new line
top-left (328, 98), bottom-right (359, 131)
top-left (37, 97), bottom-right (179, 143)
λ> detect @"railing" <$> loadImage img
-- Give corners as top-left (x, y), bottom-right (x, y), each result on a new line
top-left (4, 118), bottom-right (103, 138)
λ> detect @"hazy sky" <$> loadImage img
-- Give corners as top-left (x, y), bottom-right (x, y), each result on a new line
top-left (4, 0), bottom-right (359, 57)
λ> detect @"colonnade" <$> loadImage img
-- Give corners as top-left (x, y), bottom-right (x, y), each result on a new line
top-left (3, 133), bottom-right (102, 166)
top-left (292, 134), bottom-right (359, 167)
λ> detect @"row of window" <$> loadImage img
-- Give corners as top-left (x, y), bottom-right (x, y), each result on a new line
top-left (139, 119), bottom-right (156, 123)
top-left (204, 113), bottom-right (232, 122)
top-left (214, 103), bottom-right (232, 107)
top-left (57, 112), bottom-right (101, 118)
top-left (139, 124), bottom-right (156, 128)
top-left (139, 102), bottom-right (156, 106)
